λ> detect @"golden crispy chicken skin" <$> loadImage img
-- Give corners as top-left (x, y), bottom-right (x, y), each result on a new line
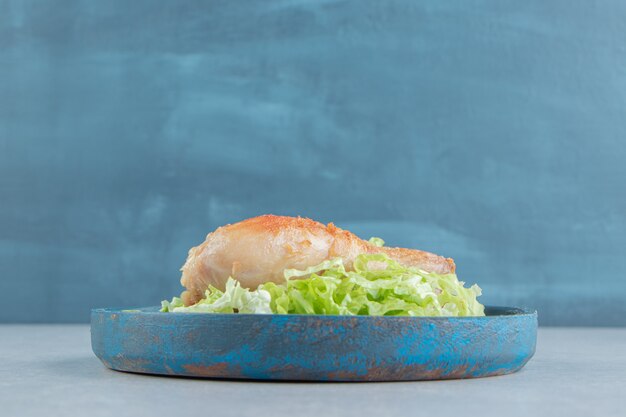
top-left (180, 215), bottom-right (455, 305)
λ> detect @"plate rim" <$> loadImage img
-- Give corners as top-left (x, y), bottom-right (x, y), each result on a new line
top-left (91, 305), bottom-right (537, 320)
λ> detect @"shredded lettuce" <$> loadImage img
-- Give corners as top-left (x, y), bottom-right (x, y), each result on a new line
top-left (161, 278), bottom-right (272, 314)
top-left (161, 252), bottom-right (484, 317)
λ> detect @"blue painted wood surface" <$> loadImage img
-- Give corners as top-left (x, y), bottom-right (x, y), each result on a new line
top-left (91, 306), bottom-right (537, 381)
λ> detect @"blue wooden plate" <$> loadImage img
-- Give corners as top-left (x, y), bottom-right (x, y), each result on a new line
top-left (91, 306), bottom-right (536, 381)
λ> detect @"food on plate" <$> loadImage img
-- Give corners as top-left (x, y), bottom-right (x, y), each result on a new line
top-left (161, 215), bottom-right (484, 317)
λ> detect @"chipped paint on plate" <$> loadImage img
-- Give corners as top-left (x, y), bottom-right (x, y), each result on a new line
top-left (91, 306), bottom-right (536, 381)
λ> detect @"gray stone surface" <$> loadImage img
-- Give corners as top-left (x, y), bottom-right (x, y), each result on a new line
top-left (1, 325), bottom-right (625, 416)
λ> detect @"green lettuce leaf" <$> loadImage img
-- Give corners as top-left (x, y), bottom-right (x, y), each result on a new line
top-left (162, 253), bottom-right (485, 316)
top-left (161, 278), bottom-right (272, 313)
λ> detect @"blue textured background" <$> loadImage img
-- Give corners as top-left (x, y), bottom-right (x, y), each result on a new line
top-left (1, 1), bottom-right (625, 325)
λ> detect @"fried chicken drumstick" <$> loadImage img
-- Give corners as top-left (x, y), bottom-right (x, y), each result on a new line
top-left (180, 215), bottom-right (455, 305)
